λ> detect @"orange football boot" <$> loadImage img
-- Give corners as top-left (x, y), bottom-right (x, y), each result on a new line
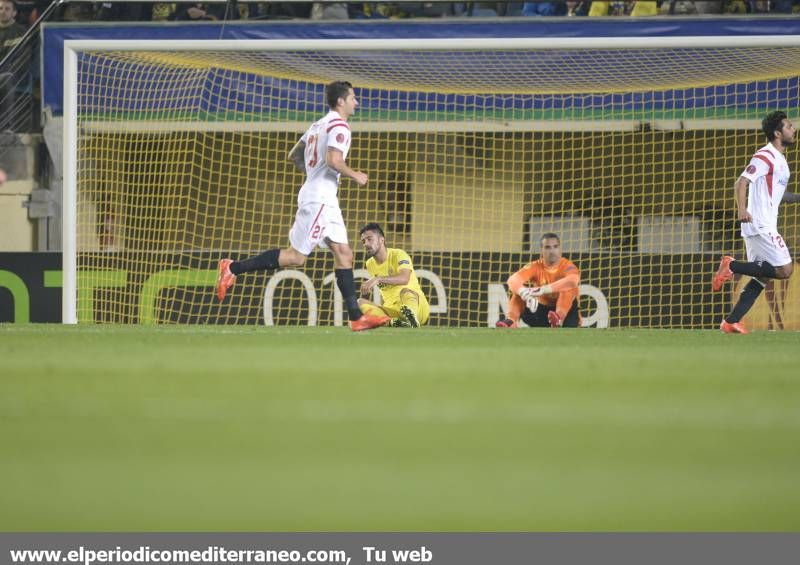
top-left (349, 313), bottom-right (391, 331)
top-left (216, 258), bottom-right (236, 301)
top-left (720, 320), bottom-right (749, 334)
top-left (711, 256), bottom-right (734, 291)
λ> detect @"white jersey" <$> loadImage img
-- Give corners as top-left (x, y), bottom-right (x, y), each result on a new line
top-left (296, 110), bottom-right (351, 207)
top-left (739, 142), bottom-right (791, 237)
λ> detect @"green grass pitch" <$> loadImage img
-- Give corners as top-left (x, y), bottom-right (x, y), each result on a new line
top-left (1, 325), bottom-right (799, 531)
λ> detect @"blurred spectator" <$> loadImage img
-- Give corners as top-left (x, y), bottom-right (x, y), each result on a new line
top-left (588, 1), bottom-right (607, 14)
top-left (311, 2), bottom-right (348, 18)
top-left (359, 1), bottom-right (452, 17)
top-left (694, 1), bottom-right (723, 12)
top-left (174, 3), bottom-right (214, 19)
top-left (12, 0), bottom-right (44, 26)
top-left (749, 0), bottom-right (770, 10)
top-left (361, 2), bottom-right (406, 17)
top-left (399, 2), bottom-right (452, 16)
top-left (59, 1), bottom-right (94, 20)
top-left (566, 0), bottom-right (591, 14)
top-left (772, 0), bottom-right (795, 11)
top-left (522, 1), bottom-right (560, 15)
top-left (630, 0), bottom-right (657, 14)
top-left (95, 2), bottom-right (154, 21)
top-left (172, 1), bottom-right (240, 20)
top-left (0, 0), bottom-right (24, 58)
top-left (151, 2), bottom-right (177, 20)
top-left (723, 0), bottom-right (747, 12)
top-left (254, 2), bottom-right (312, 19)
top-left (660, 0), bottom-right (697, 12)
top-left (0, 0), bottom-right (26, 131)
top-left (238, 3), bottom-right (256, 18)
top-left (33, 0), bottom-right (48, 22)
top-left (589, 0), bottom-right (631, 15)
top-left (468, 2), bottom-right (499, 16)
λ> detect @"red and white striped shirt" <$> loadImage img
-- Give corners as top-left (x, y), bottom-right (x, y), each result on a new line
top-left (739, 142), bottom-right (791, 237)
top-left (297, 110), bottom-right (352, 207)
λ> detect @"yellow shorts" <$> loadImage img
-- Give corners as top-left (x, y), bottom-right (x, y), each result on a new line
top-left (381, 297), bottom-right (430, 326)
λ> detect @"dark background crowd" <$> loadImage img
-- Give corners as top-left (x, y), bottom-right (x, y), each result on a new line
top-left (5, 0), bottom-right (800, 27)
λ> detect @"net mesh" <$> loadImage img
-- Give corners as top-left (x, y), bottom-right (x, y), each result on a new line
top-left (73, 45), bottom-right (800, 328)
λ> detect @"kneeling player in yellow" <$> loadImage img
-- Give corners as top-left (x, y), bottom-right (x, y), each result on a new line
top-left (358, 223), bottom-right (430, 328)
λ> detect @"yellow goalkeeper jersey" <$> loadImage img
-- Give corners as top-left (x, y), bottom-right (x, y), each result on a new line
top-left (365, 248), bottom-right (425, 307)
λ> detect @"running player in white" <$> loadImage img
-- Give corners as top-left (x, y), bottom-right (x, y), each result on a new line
top-left (712, 110), bottom-right (800, 334)
top-left (215, 81), bottom-right (390, 331)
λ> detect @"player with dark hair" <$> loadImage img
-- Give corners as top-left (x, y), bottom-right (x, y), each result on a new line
top-left (216, 81), bottom-right (389, 331)
top-left (0, 0), bottom-right (26, 131)
top-left (712, 110), bottom-right (799, 334)
top-left (357, 222), bottom-right (429, 328)
top-left (496, 233), bottom-right (581, 328)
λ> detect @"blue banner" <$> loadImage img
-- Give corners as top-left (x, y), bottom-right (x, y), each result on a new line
top-left (43, 18), bottom-right (800, 116)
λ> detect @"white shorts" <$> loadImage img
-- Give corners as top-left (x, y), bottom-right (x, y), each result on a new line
top-left (289, 202), bottom-right (349, 256)
top-left (744, 231), bottom-right (792, 267)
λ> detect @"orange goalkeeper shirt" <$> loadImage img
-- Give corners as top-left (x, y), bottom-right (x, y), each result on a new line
top-left (508, 257), bottom-right (580, 315)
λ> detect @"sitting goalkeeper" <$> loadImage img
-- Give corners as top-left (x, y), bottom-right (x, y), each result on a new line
top-left (358, 222), bottom-right (429, 328)
top-left (496, 232), bottom-right (581, 328)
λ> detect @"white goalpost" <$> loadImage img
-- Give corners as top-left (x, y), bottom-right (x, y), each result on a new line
top-left (62, 36), bottom-right (800, 327)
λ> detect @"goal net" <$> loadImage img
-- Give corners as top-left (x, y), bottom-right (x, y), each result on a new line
top-left (64, 38), bottom-right (800, 328)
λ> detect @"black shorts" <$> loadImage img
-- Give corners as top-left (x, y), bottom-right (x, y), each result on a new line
top-left (520, 300), bottom-right (581, 328)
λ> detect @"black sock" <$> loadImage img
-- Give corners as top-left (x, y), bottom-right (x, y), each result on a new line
top-left (730, 260), bottom-right (777, 279)
top-left (335, 268), bottom-right (362, 321)
top-left (726, 278), bottom-right (765, 323)
top-left (230, 249), bottom-right (280, 275)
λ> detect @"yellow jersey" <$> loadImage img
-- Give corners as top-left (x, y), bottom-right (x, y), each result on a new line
top-left (365, 248), bottom-right (426, 306)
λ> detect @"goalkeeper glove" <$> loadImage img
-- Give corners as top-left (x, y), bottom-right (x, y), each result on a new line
top-left (527, 284), bottom-right (553, 298)
top-left (517, 287), bottom-right (539, 312)
top-left (548, 310), bottom-right (563, 328)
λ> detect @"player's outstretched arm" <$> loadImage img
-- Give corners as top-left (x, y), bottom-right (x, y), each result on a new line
top-left (288, 139), bottom-right (306, 172)
top-left (782, 191), bottom-right (800, 203)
